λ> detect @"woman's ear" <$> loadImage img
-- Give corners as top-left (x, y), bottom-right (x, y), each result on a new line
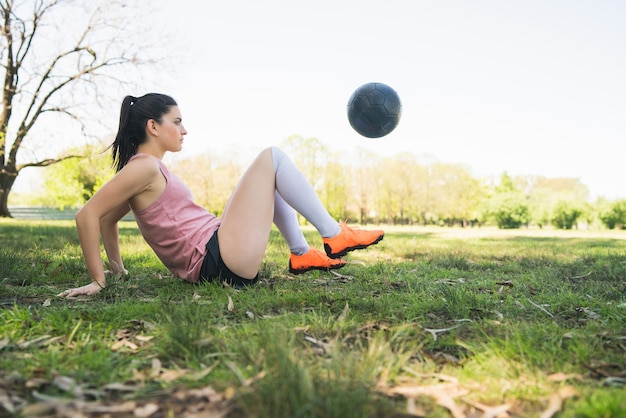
top-left (146, 119), bottom-right (159, 136)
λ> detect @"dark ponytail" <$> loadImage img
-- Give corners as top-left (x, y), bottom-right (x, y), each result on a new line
top-left (111, 93), bottom-right (178, 172)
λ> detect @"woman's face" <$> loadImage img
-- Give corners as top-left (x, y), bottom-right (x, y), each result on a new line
top-left (156, 106), bottom-right (187, 152)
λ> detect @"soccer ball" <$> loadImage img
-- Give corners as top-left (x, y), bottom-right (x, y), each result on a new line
top-left (347, 82), bottom-right (402, 138)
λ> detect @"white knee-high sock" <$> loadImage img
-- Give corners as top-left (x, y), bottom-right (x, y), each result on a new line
top-left (273, 191), bottom-right (309, 255)
top-left (271, 147), bottom-right (341, 239)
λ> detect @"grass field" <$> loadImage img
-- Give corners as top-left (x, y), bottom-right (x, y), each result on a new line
top-left (1, 219), bottom-right (625, 417)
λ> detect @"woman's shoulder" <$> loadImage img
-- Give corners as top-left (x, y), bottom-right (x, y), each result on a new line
top-left (115, 154), bottom-right (164, 186)
top-left (124, 154), bottom-right (162, 172)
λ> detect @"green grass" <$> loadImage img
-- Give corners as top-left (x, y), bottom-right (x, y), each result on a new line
top-left (1, 220), bottom-right (625, 417)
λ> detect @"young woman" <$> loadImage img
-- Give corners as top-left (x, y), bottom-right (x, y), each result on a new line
top-left (58, 93), bottom-right (384, 298)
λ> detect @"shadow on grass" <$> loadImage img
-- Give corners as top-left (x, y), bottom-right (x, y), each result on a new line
top-left (1, 220), bottom-right (139, 250)
top-left (488, 235), bottom-right (626, 249)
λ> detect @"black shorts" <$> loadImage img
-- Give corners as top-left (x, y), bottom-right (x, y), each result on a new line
top-left (199, 229), bottom-right (259, 288)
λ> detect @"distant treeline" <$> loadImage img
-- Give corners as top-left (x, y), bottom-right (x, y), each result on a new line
top-left (10, 137), bottom-right (626, 229)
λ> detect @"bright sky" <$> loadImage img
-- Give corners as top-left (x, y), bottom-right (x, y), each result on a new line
top-left (17, 0), bottom-right (626, 200)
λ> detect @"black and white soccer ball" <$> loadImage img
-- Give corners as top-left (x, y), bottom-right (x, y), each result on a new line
top-left (347, 82), bottom-right (402, 138)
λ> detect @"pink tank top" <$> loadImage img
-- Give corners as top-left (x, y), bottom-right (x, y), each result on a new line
top-left (130, 154), bottom-right (221, 281)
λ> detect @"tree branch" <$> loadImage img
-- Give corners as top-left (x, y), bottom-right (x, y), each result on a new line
top-left (17, 154), bottom-right (81, 171)
top-left (8, 2), bottom-right (137, 166)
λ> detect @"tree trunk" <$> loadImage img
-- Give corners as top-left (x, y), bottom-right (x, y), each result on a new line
top-left (0, 168), bottom-right (17, 217)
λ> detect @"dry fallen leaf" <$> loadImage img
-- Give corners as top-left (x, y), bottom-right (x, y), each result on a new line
top-left (540, 386), bottom-right (579, 418)
top-left (527, 298), bottom-right (554, 317)
top-left (158, 369), bottom-right (188, 382)
top-left (141, 320), bottom-right (157, 331)
top-left (151, 358), bottom-right (162, 378)
top-left (227, 295), bottom-right (234, 311)
top-left (103, 382), bottom-right (143, 393)
top-left (18, 335), bottom-right (52, 349)
top-left (188, 363), bottom-right (220, 381)
top-left (134, 402), bottom-right (159, 417)
top-left (386, 383), bottom-right (468, 418)
top-left (429, 352), bottom-right (461, 366)
top-left (53, 375), bottom-right (83, 398)
top-left (81, 400), bottom-right (137, 414)
top-left (463, 399), bottom-right (511, 418)
top-left (116, 328), bottom-right (135, 340)
top-left (17, 402), bottom-right (57, 416)
top-left (547, 372), bottom-right (584, 382)
top-left (304, 335), bottom-right (333, 352)
top-left (31, 390), bottom-right (74, 404)
top-left (0, 388), bottom-right (16, 414)
top-left (578, 307), bottom-right (601, 320)
top-left (135, 335), bottom-right (154, 342)
top-left (111, 338), bottom-right (138, 351)
top-left (496, 280), bottom-right (514, 287)
top-left (0, 337), bottom-right (9, 350)
top-left (406, 397), bottom-right (427, 416)
top-left (423, 321), bottom-right (470, 341)
top-left (337, 301), bottom-right (350, 322)
top-left (330, 270), bottom-right (354, 281)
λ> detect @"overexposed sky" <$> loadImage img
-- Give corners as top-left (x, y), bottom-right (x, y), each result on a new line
top-left (154, 0), bottom-right (625, 199)
top-left (18, 0), bottom-right (626, 200)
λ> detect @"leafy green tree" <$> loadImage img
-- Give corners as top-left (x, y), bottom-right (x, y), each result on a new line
top-left (414, 164), bottom-right (436, 225)
top-left (519, 175), bottom-right (590, 227)
top-left (479, 173), bottom-right (524, 228)
top-left (350, 147), bottom-right (378, 224)
top-left (320, 156), bottom-right (349, 221)
top-left (598, 199), bottom-right (626, 229)
top-left (36, 145), bottom-right (113, 209)
top-left (378, 155), bottom-right (411, 224)
top-left (551, 200), bottom-right (584, 229)
top-left (281, 135), bottom-right (329, 193)
top-left (430, 163), bottom-right (485, 226)
top-left (0, 1), bottom-right (154, 217)
top-left (171, 153), bottom-right (242, 217)
top-left (281, 135), bottom-right (342, 223)
top-left (532, 177), bottom-right (589, 201)
top-left (480, 173), bottom-right (530, 228)
top-left (495, 172), bottom-right (517, 193)
top-left (484, 192), bottom-right (530, 229)
top-left (528, 195), bottom-right (552, 228)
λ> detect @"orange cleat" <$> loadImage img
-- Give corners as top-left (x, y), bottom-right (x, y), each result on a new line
top-left (289, 248), bottom-right (346, 275)
top-left (323, 223), bottom-right (384, 259)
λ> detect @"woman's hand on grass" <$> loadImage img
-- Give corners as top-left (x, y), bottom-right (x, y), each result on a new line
top-left (57, 281), bottom-right (105, 298)
top-left (105, 260), bottom-right (128, 278)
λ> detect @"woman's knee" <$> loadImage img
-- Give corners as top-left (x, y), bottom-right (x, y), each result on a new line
top-left (265, 146), bottom-right (277, 168)
top-left (269, 146), bottom-right (293, 173)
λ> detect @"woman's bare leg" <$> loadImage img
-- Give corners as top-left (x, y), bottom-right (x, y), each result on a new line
top-left (218, 148), bottom-right (276, 279)
top-left (218, 146), bottom-right (383, 279)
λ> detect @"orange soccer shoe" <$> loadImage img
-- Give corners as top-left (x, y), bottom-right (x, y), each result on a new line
top-left (289, 248), bottom-right (346, 275)
top-left (323, 223), bottom-right (384, 259)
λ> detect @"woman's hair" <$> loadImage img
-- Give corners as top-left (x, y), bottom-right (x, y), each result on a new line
top-left (111, 93), bottom-right (178, 172)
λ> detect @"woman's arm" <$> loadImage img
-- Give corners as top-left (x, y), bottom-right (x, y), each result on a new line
top-left (100, 202), bottom-right (131, 275)
top-left (58, 157), bottom-right (160, 298)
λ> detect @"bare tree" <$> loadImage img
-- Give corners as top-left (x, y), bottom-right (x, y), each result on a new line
top-left (0, 0), bottom-right (155, 217)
